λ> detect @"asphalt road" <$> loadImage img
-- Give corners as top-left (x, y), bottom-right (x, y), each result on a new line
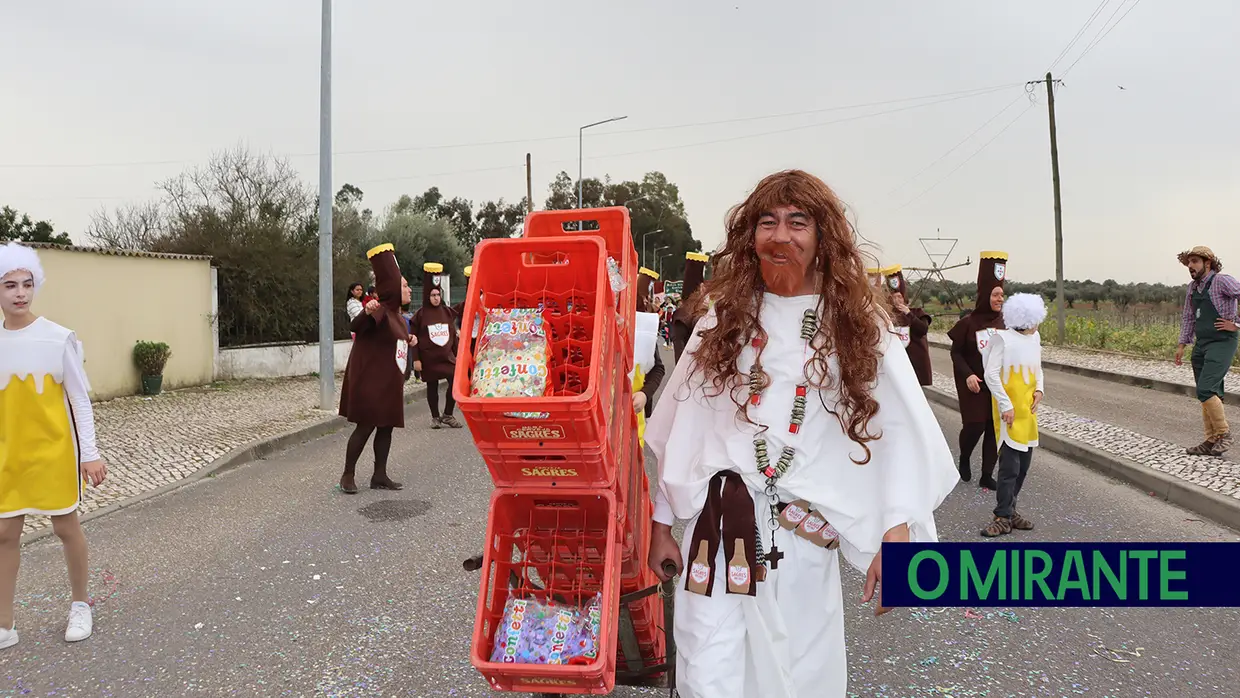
top-left (928, 345), bottom-right (1240, 460)
top-left (3, 398), bottom-right (1238, 698)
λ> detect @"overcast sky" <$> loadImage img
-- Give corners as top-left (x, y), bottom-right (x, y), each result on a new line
top-left (4, 0), bottom-right (1237, 285)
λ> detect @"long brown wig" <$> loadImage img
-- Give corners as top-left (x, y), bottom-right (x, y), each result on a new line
top-left (689, 170), bottom-right (885, 463)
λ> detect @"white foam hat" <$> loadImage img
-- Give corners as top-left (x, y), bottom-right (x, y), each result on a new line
top-left (0, 242), bottom-right (45, 290)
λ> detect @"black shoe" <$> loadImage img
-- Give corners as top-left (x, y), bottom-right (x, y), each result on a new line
top-left (979, 475), bottom-right (998, 490)
top-left (370, 477), bottom-right (404, 491)
top-left (958, 456), bottom-right (972, 483)
top-left (339, 474), bottom-right (359, 494)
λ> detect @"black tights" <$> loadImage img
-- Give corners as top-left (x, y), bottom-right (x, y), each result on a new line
top-left (426, 377), bottom-right (455, 419)
top-left (343, 423), bottom-right (393, 476)
top-left (959, 417), bottom-right (998, 480)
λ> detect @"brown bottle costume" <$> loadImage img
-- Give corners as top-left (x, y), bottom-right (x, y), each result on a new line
top-left (672, 251), bottom-right (710, 364)
top-left (338, 243), bottom-right (410, 493)
top-left (882, 265), bottom-right (934, 386)
top-left (412, 262), bottom-right (461, 425)
top-left (946, 251), bottom-right (1008, 486)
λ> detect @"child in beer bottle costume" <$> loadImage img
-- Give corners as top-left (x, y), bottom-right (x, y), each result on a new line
top-left (947, 252), bottom-right (1008, 489)
top-left (411, 262), bottom-right (461, 429)
top-left (880, 265), bottom-right (933, 386)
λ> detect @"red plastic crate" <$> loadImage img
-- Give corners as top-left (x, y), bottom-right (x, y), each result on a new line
top-left (471, 488), bottom-right (621, 695)
top-left (456, 236), bottom-right (632, 486)
top-left (524, 207), bottom-right (638, 355)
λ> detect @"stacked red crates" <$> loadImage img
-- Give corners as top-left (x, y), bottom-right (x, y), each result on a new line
top-left (456, 208), bottom-right (662, 693)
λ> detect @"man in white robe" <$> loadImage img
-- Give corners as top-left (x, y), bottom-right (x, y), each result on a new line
top-left (644, 170), bottom-right (959, 698)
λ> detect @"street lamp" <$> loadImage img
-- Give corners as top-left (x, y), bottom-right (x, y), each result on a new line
top-left (579, 116), bottom-right (627, 209)
top-left (658, 252), bottom-right (673, 279)
top-left (642, 229), bottom-right (664, 269)
top-left (316, 0), bottom-right (334, 411)
top-left (652, 245), bottom-right (668, 272)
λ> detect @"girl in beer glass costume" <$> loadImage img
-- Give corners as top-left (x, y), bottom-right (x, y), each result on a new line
top-left (338, 243), bottom-right (413, 493)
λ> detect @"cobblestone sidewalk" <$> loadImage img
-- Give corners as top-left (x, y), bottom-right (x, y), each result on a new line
top-left (21, 376), bottom-right (422, 536)
top-left (930, 371), bottom-right (1240, 500)
top-left (928, 332), bottom-right (1240, 393)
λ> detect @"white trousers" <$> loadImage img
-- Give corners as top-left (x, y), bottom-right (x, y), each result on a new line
top-left (674, 494), bottom-right (847, 698)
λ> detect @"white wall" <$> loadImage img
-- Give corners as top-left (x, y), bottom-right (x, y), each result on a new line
top-left (216, 340), bottom-right (353, 381)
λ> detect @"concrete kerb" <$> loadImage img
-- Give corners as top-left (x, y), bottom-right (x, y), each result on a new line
top-left (923, 386), bottom-right (1240, 532)
top-left (20, 384), bottom-right (429, 547)
top-left (927, 339), bottom-right (1240, 406)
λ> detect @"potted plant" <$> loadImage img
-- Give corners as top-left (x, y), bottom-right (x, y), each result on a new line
top-left (133, 340), bottom-right (172, 396)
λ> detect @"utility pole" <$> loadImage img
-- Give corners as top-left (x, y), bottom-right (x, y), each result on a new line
top-left (317, 0), bottom-right (334, 410)
top-left (525, 153), bottom-right (533, 213)
top-left (1045, 72), bottom-right (1066, 344)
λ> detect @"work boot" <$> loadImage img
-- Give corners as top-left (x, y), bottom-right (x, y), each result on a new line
top-left (1210, 432), bottom-right (1233, 457)
top-left (958, 455), bottom-right (972, 483)
top-left (339, 473), bottom-right (359, 494)
top-left (1187, 438), bottom-right (1217, 456)
top-left (981, 516), bottom-right (1012, 538)
top-left (1009, 512), bottom-right (1034, 531)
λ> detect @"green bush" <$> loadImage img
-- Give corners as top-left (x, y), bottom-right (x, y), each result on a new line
top-left (133, 341), bottom-right (172, 376)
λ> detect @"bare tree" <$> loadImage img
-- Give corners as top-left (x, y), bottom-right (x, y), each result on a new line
top-left (86, 201), bottom-right (166, 250)
top-left (159, 146), bottom-right (315, 233)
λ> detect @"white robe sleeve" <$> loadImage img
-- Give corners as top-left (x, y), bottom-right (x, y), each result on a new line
top-left (836, 329), bottom-right (960, 572)
top-left (983, 332), bottom-right (1013, 413)
top-left (63, 334), bottom-right (100, 463)
top-left (646, 307), bottom-right (718, 525)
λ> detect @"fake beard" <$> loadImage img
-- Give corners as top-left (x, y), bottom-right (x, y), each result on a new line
top-left (759, 254), bottom-right (811, 296)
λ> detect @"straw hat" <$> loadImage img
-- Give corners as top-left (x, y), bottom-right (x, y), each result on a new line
top-left (1178, 246), bottom-right (1221, 270)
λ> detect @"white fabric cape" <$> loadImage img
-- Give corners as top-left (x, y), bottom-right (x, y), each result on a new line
top-left (645, 293), bottom-right (959, 698)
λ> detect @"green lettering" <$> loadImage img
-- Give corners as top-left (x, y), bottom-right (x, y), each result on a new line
top-left (1010, 549), bottom-right (1020, 600)
top-left (961, 551), bottom-right (1006, 600)
top-left (1023, 550), bottom-right (1055, 600)
top-left (1056, 550), bottom-right (1091, 601)
top-left (1092, 551), bottom-right (1127, 600)
top-left (909, 551), bottom-right (949, 599)
top-left (1129, 550), bottom-right (1157, 600)
top-left (1159, 550), bottom-right (1188, 601)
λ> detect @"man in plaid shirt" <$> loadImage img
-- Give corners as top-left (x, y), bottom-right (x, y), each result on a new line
top-left (1174, 246), bottom-right (1240, 456)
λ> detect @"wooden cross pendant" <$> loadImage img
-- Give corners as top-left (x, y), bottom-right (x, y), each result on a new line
top-left (766, 545), bottom-right (785, 570)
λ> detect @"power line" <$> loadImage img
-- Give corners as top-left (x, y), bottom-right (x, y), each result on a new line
top-left (0, 83), bottom-right (1022, 170)
top-left (887, 92), bottom-right (1027, 196)
top-left (895, 101), bottom-right (1037, 210)
top-left (359, 86), bottom-right (1016, 185)
top-left (1062, 0), bottom-right (1143, 76)
top-left (1046, 0), bottom-right (1112, 73)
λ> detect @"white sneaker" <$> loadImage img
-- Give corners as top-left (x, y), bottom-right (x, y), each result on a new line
top-left (65, 602), bottom-right (92, 642)
top-left (0, 624), bottom-right (17, 650)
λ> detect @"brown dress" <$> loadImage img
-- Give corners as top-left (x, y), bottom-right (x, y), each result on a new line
top-left (410, 304), bottom-right (459, 382)
top-left (339, 245), bottom-right (410, 428)
top-left (946, 254), bottom-right (1008, 423)
top-left (882, 267), bottom-right (933, 386)
top-left (671, 252), bottom-right (709, 364)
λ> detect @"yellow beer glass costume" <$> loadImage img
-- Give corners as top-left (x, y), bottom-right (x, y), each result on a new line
top-left (0, 318), bottom-right (96, 517)
top-left (986, 329), bottom-right (1043, 451)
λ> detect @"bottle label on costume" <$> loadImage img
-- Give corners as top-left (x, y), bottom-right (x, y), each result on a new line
top-left (779, 500), bottom-right (811, 530)
top-left (896, 326), bottom-right (911, 348)
top-left (796, 511), bottom-right (828, 542)
top-left (429, 322), bottom-right (451, 347)
top-left (728, 564), bottom-right (750, 588)
top-left (689, 562), bottom-right (710, 585)
top-left (395, 339), bottom-right (408, 373)
top-left (975, 328), bottom-right (997, 357)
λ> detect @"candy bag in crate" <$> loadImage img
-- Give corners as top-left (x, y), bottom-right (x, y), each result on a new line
top-left (490, 593), bottom-right (603, 665)
top-left (470, 308), bottom-right (552, 400)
